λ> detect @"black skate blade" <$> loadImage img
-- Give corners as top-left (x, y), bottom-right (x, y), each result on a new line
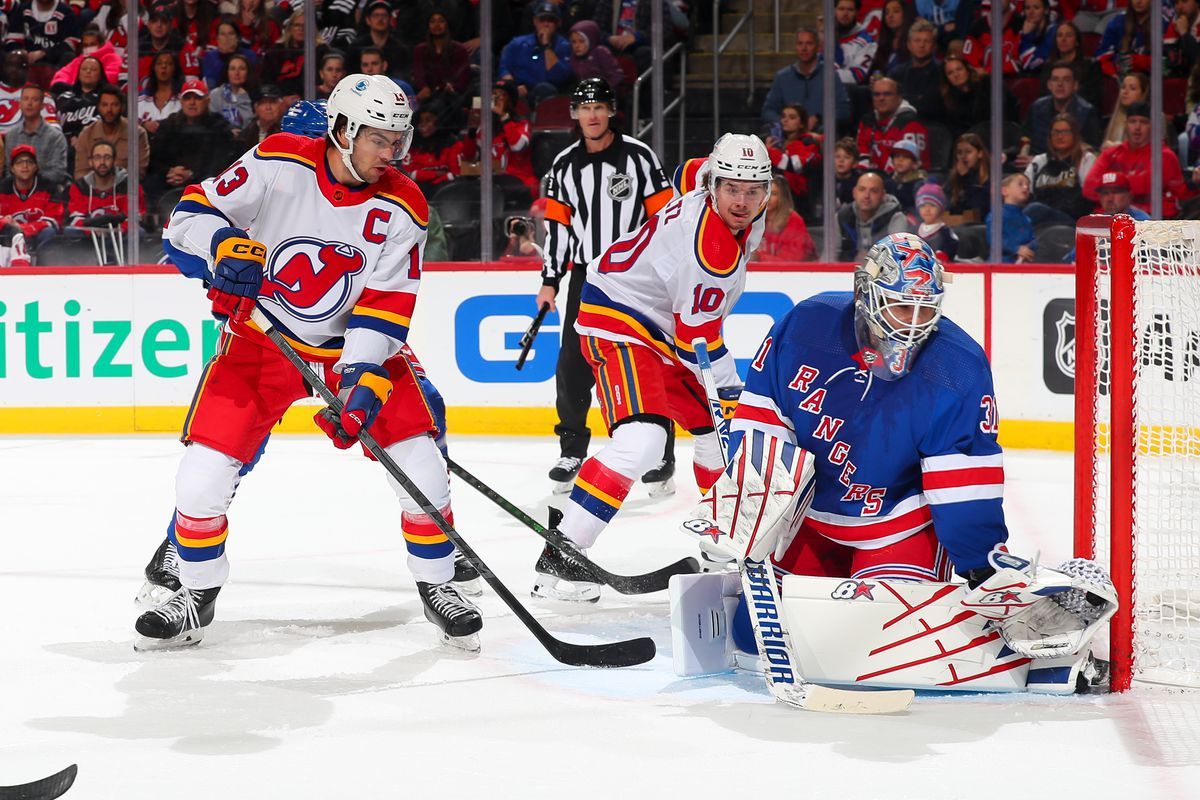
top-left (0, 763), bottom-right (77, 800)
top-left (602, 556), bottom-right (700, 595)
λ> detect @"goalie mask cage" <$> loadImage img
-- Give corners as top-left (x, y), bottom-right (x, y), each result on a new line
top-left (1074, 214), bottom-right (1200, 692)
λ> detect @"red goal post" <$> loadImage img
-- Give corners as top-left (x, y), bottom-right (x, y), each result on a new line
top-left (1074, 214), bottom-right (1200, 692)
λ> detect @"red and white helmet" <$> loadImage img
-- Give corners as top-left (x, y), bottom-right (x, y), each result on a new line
top-left (706, 133), bottom-right (771, 202)
top-left (326, 74), bottom-right (413, 181)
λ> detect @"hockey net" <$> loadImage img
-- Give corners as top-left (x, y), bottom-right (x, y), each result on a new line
top-left (1074, 215), bottom-right (1200, 692)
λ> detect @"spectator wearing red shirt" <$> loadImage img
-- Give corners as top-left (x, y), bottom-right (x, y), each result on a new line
top-left (66, 139), bottom-right (144, 233)
top-left (756, 175), bottom-right (817, 262)
top-left (172, 0), bottom-right (219, 75)
top-left (468, 79), bottom-right (538, 197)
top-left (402, 106), bottom-right (463, 194)
top-left (234, 0), bottom-right (280, 57)
top-left (1084, 102), bottom-right (1189, 218)
top-left (765, 103), bottom-right (821, 210)
top-left (856, 76), bottom-right (929, 172)
top-left (0, 144), bottom-right (63, 250)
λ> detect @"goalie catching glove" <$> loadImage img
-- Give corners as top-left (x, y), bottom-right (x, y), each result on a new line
top-left (960, 548), bottom-right (1118, 659)
top-left (679, 429), bottom-right (815, 563)
top-left (314, 363), bottom-right (393, 448)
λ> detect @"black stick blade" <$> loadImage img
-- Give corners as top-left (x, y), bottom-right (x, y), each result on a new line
top-left (605, 556), bottom-right (700, 595)
top-left (0, 764), bottom-right (78, 800)
top-left (550, 636), bottom-right (657, 668)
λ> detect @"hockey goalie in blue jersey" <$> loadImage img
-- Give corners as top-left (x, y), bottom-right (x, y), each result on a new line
top-left (673, 233), bottom-right (1117, 698)
top-left (739, 231), bottom-right (1003, 583)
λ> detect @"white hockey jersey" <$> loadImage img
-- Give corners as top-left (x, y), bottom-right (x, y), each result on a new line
top-left (163, 133), bottom-right (428, 369)
top-left (574, 187), bottom-right (765, 388)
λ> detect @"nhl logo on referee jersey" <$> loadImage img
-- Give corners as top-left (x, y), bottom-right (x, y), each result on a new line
top-left (606, 172), bottom-right (634, 201)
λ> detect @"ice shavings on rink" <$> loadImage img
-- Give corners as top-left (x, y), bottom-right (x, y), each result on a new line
top-left (3, 435), bottom-right (1200, 799)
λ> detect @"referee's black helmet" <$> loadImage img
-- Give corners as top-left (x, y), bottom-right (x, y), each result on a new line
top-left (570, 78), bottom-right (616, 117)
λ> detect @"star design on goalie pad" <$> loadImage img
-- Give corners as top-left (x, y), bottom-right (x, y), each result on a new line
top-left (995, 591), bottom-right (1022, 603)
top-left (852, 581), bottom-right (876, 600)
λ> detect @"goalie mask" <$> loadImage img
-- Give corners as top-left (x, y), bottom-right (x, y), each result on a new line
top-left (853, 232), bottom-right (944, 381)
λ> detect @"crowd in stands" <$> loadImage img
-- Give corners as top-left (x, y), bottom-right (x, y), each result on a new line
top-left (0, 0), bottom-right (1193, 266)
top-left (761, 0), bottom-right (1200, 262)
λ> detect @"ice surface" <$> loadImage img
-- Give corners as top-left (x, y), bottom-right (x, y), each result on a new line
top-left (2, 436), bottom-right (1198, 799)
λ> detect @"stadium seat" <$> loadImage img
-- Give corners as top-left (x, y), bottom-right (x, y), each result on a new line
top-left (532, 131), bottom-right (573, 178)
top-left (34, 236), bottom-right (102, 266)
top-left (1081, 32), bottom-right (1101, 54)
top-left (1100, 74), bottom-right (1119, 116)
top-left (924, 122), bottom-right (953, 172)
top-left (954, 224), bottom-right (987, 261)
top-left (1005, 76), bottom-right (1042, 118)
top-left (533, 95), bottom-right (574, 131)
top-left (1035, 225), bottom-right (1076, 263)
top-left (431, 180), bottom-right (482, 260)
top-left (615, 54), bottom-right (638, 89)
top-left (492, 174), bottom-right (533, 213)
top-left (1164, 78), bottom-right (1188, 117)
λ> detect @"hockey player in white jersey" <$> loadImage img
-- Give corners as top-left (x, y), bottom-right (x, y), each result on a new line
top-left (136, 74), bottom-right (483, 652)
top-left (532, 133), bottom-right (770, 602)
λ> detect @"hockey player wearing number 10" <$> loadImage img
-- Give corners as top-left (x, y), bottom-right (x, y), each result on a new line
top-left (135, 75), bottom-right (484, 652)
top-left (531, 133), bottom-right (771, 603)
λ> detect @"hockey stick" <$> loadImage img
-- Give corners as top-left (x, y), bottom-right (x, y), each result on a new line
top-left (692, 339), bottom-right (913, 713)
top-left (0, 764), bottom-right (77, 800)
top-left (444, 456), bottom-right (698, 593)
top-left (250, 309), bottom-right (655, 668)
top-left (515, 302), bottom-right (550, 371)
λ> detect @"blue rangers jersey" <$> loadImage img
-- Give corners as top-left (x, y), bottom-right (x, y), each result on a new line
top-left (730, 291), bottom-right (1007, 573)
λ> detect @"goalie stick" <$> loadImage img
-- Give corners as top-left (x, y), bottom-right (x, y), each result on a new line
top-left (251, 309), bottom-right (655, 669)
top-left (515, 302), bottom-right (550, 371)
top-left (0, 764), bottom-right (77, 800)
top-left (445, 456), bottom-right (699, 594)
top-left (692, 339), bottom-right (914, 714)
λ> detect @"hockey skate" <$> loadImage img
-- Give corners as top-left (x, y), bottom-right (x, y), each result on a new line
top-left (641, 456), bottom-right (676, 498)
top-left (134, 537), bottom-right (181, 610)
top-left (418, 580), bottom-right (483, 653)
top-left (452, 548), bottom-right (483, 597)
top-left (134, 585), bottom-right (221, 651)
top-left (548, 456), bottom-right (582, 495)
top-left (532, 542), bottom-right (601, 603)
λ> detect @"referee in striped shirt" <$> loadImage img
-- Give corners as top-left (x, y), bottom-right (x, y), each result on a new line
top-left (537, 78), bottom-right (677, 492)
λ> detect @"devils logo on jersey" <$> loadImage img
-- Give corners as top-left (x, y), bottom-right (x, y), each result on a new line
top-left (260, 237), bottom-right (367, 322)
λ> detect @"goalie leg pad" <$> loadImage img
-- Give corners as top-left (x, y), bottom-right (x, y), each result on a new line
top-left (669, 571), bottom-right (742, 676)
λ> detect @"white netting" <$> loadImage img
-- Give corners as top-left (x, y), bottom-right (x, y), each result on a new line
top-left (1089, 220), bottom-right (1200, 688)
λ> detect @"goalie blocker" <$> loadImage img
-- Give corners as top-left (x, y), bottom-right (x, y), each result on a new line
top-left (674, 429), bottom-right (1117, 696)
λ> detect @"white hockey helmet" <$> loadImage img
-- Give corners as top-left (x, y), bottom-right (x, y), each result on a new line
top-left (705, 133), bottom-right (772, 203)
top-left (326, 73), bottom-right (414, 181)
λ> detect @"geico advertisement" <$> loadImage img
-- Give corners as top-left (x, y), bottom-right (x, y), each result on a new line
top-left (0, 269), bottom-right (1001, 411)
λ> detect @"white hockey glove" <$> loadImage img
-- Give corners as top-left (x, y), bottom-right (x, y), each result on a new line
top-left (679, 430), bottom-right (814, 564)
top-left (959, 549), bottom-right (1118, 659)
top-left (999, 558), bottom-right (1118, 660)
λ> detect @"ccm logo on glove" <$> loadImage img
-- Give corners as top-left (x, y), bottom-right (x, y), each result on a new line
top-left (314, 363), bottom-right (393, 448)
